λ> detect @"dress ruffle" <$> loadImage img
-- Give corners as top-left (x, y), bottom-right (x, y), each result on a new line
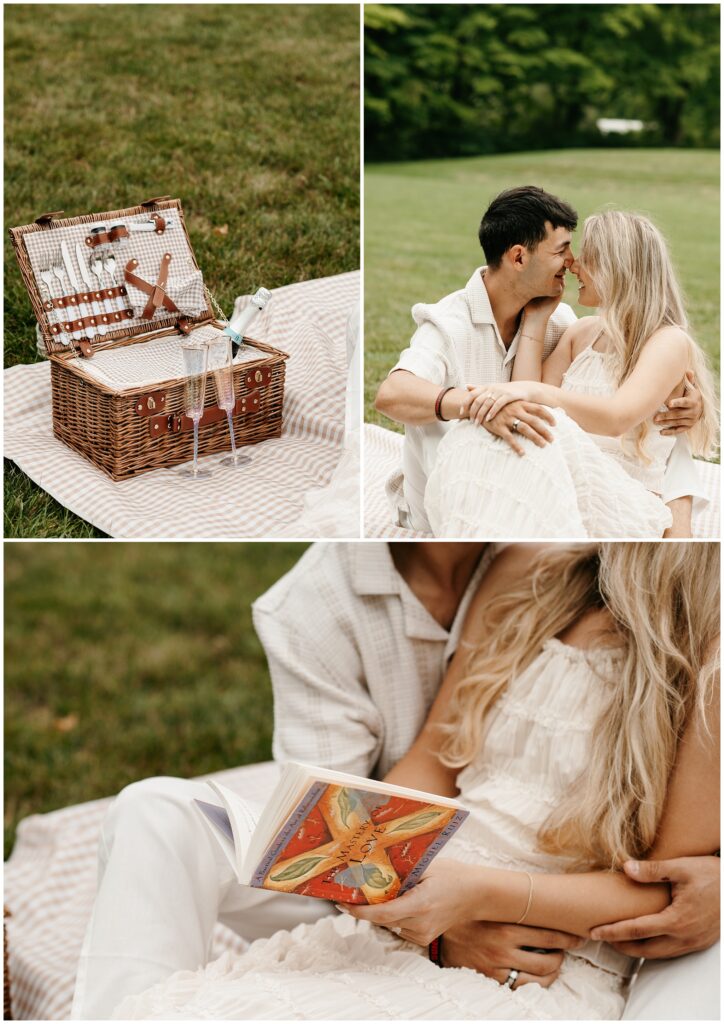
top-left (424, 409), bottom-right (673, 538)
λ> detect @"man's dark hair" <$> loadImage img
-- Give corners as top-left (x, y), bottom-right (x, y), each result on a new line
top-left (478, 186), bottom-right (578, 268)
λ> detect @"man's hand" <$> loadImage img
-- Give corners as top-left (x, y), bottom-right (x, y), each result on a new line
top-left (653, 372), bottom-right (703, 435)
top-left (464, 397), bottom-right (556, 456)
top-left (442, 920), bottom-right (584, 989)
top-left (590, 856), bottom-right (720, 959)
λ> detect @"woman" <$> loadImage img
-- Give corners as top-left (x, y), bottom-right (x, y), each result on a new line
top-left (114, 542), bottom-right (720, 1020)
top-left (424, 212), bottom-right (718, 539)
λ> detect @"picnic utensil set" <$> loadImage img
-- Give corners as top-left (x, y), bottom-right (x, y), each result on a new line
top-left (10, 197), bottom-right (287, 480)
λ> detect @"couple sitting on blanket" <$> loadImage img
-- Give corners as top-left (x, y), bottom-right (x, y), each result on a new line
top-left (72, 542), bottom-right (720, 1020)
top-left (376, 186), bottom-right (718, 538)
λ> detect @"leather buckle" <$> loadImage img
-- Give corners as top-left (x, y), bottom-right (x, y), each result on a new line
top-left (244, 366), bottom-right (272, 389)
top-left (135, 391), bottom-right (167, 417)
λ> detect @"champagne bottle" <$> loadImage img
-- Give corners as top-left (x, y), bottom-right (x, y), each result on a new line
top-left (225, 288), bottom-right (272, 357)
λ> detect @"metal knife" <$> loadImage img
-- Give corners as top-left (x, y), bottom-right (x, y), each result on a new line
top-left (61, 241), bottom-right (94, 341)
top-left (76, 242), bottom-right (107, 336)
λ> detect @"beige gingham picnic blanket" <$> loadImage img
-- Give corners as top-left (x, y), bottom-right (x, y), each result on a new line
top-left (363, 423), bottom-right (720, 539)
top-left (4, 761), bottom-right (280, 1021)
top-left (4, 272), bottom-right (360, 538)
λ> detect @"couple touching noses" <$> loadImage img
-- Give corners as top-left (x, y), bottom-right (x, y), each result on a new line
top-left (377, 186), bottom-right (716, 539)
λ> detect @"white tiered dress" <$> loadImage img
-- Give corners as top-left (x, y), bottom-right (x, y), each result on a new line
top-left (113, 639), bottom-right (634, 1020)
top-left (424, 342), bottom-right (674, 538)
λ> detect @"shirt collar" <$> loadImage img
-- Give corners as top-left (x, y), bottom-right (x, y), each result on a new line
top-left (465, 266), bottom-right (519, 360)
top-left (350, 543), bottom-right (401, 596)
top-left (350, 544), bottom-right (449, 641)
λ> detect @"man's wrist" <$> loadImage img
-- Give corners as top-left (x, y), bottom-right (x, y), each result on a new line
top-left (440, 387), bottom-right (469, 421)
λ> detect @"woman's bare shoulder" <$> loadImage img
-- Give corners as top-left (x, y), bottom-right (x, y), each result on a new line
top-left (566, 315), bottom-right (602, 347)
top-left (460, 543), bottom-right (553, 642)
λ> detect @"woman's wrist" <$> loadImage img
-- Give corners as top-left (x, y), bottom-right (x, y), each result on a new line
top-left (532, 381), bottom-right (556, 406)
top-left (470, 866), bottom-right (532, 924)
top-left (520, 328), bottom-right (546, 346)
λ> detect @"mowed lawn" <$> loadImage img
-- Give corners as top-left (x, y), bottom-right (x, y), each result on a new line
top-left (4, 3), bottom-right (359, 537)
top-left (4, 542), bottom-right (307, 858)
top-left (365, 149), bottom-right (719, 427)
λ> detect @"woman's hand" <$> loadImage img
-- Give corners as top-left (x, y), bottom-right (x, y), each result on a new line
top-left (522, 293), bottom-right (562, 330)
top-left (463, 382), bottom-right (541, 426)
top-left (336, 859), bottom-right (483, 947)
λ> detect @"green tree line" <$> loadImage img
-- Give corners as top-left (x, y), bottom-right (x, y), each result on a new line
top-left (364, 4), bottom-right (720, 161)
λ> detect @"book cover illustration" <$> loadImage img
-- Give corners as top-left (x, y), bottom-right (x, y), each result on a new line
top-left (252, 783), bottom-right (468, 905)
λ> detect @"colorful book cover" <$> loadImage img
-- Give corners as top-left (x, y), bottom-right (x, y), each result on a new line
top-left (251, 782), bottom-right (468, 904)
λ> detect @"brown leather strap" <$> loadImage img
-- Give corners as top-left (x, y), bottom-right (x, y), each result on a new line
top-left (150, 213), bottom-right (166, 234)
top-left (141, 196), bottom-right (172, 207)
top-left (35, 210), bottom-right (64, 226)
top-left (244, 365), bottom-right (272, 389)
top-left (148, 391), bottom-right (261, 437)
top-left (48, 307), bottom-right (134, 336)
top-left (42, 285), bottom-right (127, 311)
top-left (134, 391), bottom-right (167, 416)
top-left (84, 226), bottom-right (129, 248)
top-left (124, 254), bottom-right (179, 320)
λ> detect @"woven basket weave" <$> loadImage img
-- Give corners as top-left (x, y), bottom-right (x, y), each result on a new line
top-left (10, 199), bottom-right (288, 480)
top-left (49, 328), bottom-right (287, 480)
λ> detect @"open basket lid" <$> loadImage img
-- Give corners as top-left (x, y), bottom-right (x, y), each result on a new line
top-left (8, 197), bottom-right (214, 357)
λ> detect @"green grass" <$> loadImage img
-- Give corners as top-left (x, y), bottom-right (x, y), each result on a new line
top-left (365, 149), bottom-right (719, 427)
top-left (4, 542), bottom-right (307, 858)
top-left (4, 3), bottom-right (359, 536)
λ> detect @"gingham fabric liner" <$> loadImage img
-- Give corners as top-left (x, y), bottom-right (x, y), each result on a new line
top-left (21, 207), bottom-right (209, 344)
top-left (69, 325), bottom-right (262, 392)
top-left (363, 423), bottom-right (720, 539)
top-left (5, 761), bottom-right (281, 1022)
top-left (5, 272), bottom-right (360, 538)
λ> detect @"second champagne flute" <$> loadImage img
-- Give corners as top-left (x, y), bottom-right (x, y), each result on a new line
top-left (178, 338), bottom-right (212, 479)
top-left (207, 334), bottom-right (251, 467)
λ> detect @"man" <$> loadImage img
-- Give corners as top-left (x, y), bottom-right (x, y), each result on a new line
top-left (375, 185), bottom-right (704, 535)
top-left (72, 543), bottom-right (719, 1017)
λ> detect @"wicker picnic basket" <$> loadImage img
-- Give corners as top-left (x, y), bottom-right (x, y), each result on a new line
top-left (9, 197), bottom-right (288, 480)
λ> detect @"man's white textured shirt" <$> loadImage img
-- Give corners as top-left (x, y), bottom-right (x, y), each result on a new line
top-left (389, 267), bottom-right (576, 531)
top-left (252, 542), bottom-right (494, 779)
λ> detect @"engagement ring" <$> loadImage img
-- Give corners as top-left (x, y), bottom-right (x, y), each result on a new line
top-left (504, 969), bottom-right (519, 989)
top-left (511, 419), bottom-right (520, 433)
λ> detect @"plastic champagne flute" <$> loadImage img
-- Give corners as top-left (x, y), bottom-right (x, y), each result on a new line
top-left (177, 338), bottom-right (212, 479)
top-left (207, 334), bottom-right (251, 467)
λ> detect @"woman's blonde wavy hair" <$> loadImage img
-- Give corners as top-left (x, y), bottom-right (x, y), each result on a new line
top-left (438, 543), bottom-right (720, 870)
top-left (579, 211), bottom-right (718, 460)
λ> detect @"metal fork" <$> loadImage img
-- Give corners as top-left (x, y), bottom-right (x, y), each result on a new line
top-left (50, 252), bottom-right (85, 345)
top-left (39, 255), bottom-right (72, 348)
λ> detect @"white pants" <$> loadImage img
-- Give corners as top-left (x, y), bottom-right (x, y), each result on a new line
top-left (623, 941), bottom-right (720, 1020)
top-left (70, 776), bottom-right (334, 1019)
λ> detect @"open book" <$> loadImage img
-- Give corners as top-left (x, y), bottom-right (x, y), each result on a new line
top-left (195, 762), bottom-right (469, 905)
